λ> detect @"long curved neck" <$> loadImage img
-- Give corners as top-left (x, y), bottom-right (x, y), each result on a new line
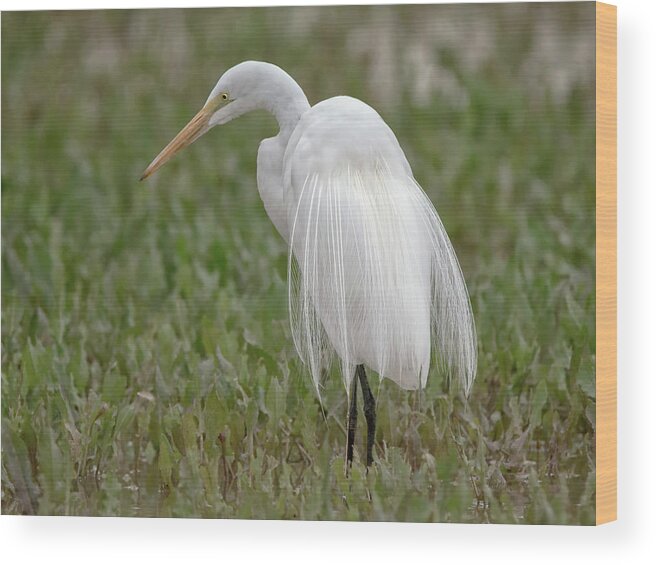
top-left (272, 97), bottom-right (310, 141)
top-left (265, 74), bottom-right (310, 142)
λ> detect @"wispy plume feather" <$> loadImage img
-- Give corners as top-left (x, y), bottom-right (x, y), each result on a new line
top-left (287, 157), bottom-right (476, 396)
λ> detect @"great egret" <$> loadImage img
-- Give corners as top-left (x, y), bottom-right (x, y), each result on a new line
top-left (141, 61), bottom-right (477, 468)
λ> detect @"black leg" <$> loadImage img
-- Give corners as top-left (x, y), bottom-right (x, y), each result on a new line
top-left (345, 372), bottom-right (358, 470)
top-left (357, 364), bottom-right (376, 467)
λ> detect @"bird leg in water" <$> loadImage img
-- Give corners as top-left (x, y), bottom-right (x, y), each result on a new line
top-left (357, 365), bottom-right (376, 467)
top-left (345, 373), bottom-right (358, 470)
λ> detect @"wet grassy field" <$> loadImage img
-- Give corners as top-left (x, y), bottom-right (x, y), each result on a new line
top-left (2, 4), bottom-right (596, 523)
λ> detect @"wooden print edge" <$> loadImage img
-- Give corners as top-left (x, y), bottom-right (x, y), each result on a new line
top-left (595, 1), bottom-right (617, 525)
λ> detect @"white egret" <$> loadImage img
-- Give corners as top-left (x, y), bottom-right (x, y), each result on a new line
top-left (141, 61), bottom-right (476, 467)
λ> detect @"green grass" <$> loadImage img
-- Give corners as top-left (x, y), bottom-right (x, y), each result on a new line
top-left (2, 5), bottom-right (596, 523)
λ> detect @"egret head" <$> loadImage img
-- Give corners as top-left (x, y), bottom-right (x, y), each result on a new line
top-left (140, 61), bottom-right (303, 180)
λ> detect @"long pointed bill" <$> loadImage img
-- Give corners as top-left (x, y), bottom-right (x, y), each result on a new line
top-left (140, 105), bottom-right (214, 181)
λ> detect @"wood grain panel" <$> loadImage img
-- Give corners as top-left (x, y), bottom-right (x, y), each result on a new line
top-left (595, 1), bottom-right (617, 526)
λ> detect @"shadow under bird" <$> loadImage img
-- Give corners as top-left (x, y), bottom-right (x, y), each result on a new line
top-left (141, 61), bottom-right (477, 468)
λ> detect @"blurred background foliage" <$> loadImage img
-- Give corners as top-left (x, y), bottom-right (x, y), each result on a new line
top-left (2, 3), bottom-right (595, 523)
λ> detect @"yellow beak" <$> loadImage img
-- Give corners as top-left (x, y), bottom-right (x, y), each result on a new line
top-left (140, 105), bottom-right (214, 181)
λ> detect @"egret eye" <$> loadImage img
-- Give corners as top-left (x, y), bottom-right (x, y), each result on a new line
top-left (221, 93), bottom-right (228, 100)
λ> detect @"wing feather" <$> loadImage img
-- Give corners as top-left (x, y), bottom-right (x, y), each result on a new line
top-left (284, 97), bottom-right (476, 395)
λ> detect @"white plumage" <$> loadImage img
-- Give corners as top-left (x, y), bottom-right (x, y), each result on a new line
top-left (284, 96), bottom-right (475, 393)
top-left (141, 61), bottom-right (477, 465)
